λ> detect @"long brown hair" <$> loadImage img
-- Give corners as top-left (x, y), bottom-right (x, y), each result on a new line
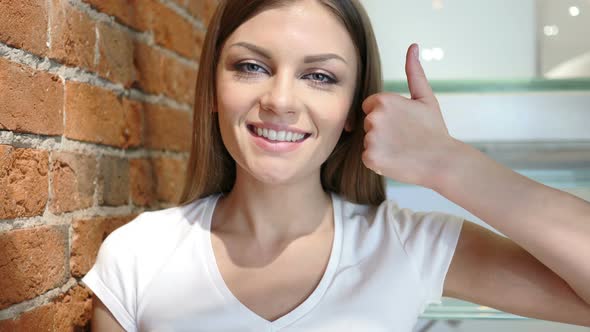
top-left (179, 0), bottom-right (385, 206)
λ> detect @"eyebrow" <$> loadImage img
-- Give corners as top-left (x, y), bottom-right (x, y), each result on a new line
top-left (229, 42), bottom-right (348, 65)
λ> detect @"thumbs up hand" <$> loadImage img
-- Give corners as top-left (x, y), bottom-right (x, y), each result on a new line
top-left (361, 44), bottom-right (458, 188)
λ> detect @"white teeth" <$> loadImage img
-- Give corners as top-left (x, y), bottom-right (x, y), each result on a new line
top-left (252, 126), bottom-right (306, 142)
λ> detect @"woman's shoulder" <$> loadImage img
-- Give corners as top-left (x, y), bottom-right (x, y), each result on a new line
top-left (337, 193), bottom-right (460, 230)
top-left (104, 194), bottom-right (220, 254)
top-left (336, 193), bottom-right (399, 222)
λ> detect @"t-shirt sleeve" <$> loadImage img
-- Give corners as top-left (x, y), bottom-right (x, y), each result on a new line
top-left (81, 222), bottom-right (139, 332)
top-left (388, 201), bottom-right (464, 306)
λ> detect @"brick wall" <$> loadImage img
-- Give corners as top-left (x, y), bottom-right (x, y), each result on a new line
top-left (0, 0), bottom-right (217, 329)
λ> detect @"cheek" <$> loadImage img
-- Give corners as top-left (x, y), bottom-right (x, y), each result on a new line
top-left (215, 82), bottom-right (241, 147)
top-left (217, 80), bottom-right (244, 116)
top-left (314, 98), bottom-right (353, 131)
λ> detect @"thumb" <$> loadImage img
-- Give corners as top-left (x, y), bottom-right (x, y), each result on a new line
top-left (405, 43), bottom-right (434, 102)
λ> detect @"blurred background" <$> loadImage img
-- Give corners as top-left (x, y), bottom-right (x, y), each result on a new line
top-left (359, 0), bottom-right (590, 331)
top-left (362, 0), bottom-right (590, 80)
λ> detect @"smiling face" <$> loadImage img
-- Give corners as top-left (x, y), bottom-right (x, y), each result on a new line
top-left (215, 0), bottom-right (359, 186)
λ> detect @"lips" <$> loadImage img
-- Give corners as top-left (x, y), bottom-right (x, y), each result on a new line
top-left (247, 124), bottom-right (311, 140)
top-left (246, 124), bottom-right (310, 153)
top-left (246, 122), bottom-right (312, 136)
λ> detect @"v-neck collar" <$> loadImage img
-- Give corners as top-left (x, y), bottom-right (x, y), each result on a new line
top-left (202, 192), bottom-right (343, 330)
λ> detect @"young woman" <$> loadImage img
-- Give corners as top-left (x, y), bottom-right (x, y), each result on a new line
top-left (84, 0), bottom-right (590, 331)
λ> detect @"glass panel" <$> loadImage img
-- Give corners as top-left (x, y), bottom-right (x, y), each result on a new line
top-left (421, 298), bottom-right (528, 320)
top-left (413, 316), bottom-right (590, 331)
top-left (360, 0), bottom-right (590, 92)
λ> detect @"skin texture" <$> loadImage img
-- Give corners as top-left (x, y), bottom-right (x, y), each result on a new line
top-left (91, 295), bottom-right (125, 331)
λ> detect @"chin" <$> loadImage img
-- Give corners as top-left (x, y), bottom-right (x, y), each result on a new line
top-left (243, 165), bottom-right (301, 186)
top-left (238, 158), bottom-right (315, 186)
top-left (254, 170), bottom-right (298, 186)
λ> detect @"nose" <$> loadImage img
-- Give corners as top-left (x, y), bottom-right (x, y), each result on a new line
top-left (259, 71), bottom-right (298, 115)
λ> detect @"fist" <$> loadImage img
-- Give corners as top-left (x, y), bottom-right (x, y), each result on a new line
top-left (361, 43), bottom-right (456, 188)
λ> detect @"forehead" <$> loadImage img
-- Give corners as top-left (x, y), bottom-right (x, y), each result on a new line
top-left (222, 1), bottom-right (357, 64)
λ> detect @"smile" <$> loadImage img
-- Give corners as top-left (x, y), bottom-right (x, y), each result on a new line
top-left (247, 125), bottom-right (311, 143)
top-left (247, 124), bottom-right (311, 153)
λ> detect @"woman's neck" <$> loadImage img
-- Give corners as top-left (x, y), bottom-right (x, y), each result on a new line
top-left (212, 169), bottom-right (333, 248)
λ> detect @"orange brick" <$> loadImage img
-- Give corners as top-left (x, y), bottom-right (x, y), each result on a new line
top-left (132, 42), bottom-right (197, 103)
top-left (133, 40), bottom-right (165, 96)
top-left (97, 22), bottom-right (136, 87)
top-left (0, 226), bottom-right (68, 310)
top-left (0, 0), bottom-right (48, 56)
top-left (49, 0), bottom-right (96, 70)
top-left (82, 0), bottom-right (151, 32)
top-left (64, 82), bottom-right (142, 148)
top-left (162, 57), bottom-right (198, 105)
top-left (130, 158), bottom-right (157, 207)
top-left (49, 152), bottom-right (97, 214)
top-left (153, 157), bottom-right (187, 204)
top-left (171, 0), bottom-right (188, 8)
top-left (98, 156), bottom-right (129, 206)
top-left (70, 215), bottom-right (134, 277)
top-left (0, 285), bottom-right (92, 331)
top-left (150, 0), bottom-right (202, 60)
top-left (187, 0), bottom-right (218, 26)
top-left (144, 104), bottom-right (192, 152)
top-left (0, 58), bottom-right (64, 136)
top-left (0, 145), bottom-right (48, 219)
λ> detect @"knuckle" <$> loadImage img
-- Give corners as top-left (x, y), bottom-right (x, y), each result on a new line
top-left (364, 114), bottom-right (377, 132)
top-left (365, 111), bottom-right (379, 125)
top-left (361, 150), bottom-right (373, 167)
top-left (362, 152), bottom-right (378, 170)
top-left (363, 135), bottom-right (370, 149)
top-left (376, 92), bottom-right (401, 105)
top-left (364, 132), bottom-right (377, 146)
top-left (363, 119), bottom-right (371, 132)
top-left (374, 94), bottom-right (390, 106)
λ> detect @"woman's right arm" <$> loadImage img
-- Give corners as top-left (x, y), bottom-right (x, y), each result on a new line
top-left (91, 294), bottom-right (126, 332)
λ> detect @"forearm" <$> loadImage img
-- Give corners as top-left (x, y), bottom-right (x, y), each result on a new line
top-left (433, 140), bottom-right (590, 305)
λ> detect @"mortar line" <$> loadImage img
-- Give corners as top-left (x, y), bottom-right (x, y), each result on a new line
top-left (0, 205), bottom-right (148, 233)
top-left (46, 0), bottom-right (52, 49)
top-left (68, 0), bottom-right (200, 68)
top-left (96, 153), bottom-right (104, 207)
top-left (158, 0), bottom-right (206, 31)
top-left (94, 25), bottom-right (100, 68)
top-left (0, 278), bottom-right (78, 320)
top-left (0, 131), bottom-right (189, 159)
top-left (46, 152), bottom-right (54, 220)
top-left (0, 42), bottom-right (192, 113)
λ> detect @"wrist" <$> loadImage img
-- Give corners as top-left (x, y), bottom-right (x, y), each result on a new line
top-left (428, 138), bottom-right (473, 193)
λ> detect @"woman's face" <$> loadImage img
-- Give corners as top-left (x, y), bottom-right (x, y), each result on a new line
top-left (216, 0), bottom-right (358, 185)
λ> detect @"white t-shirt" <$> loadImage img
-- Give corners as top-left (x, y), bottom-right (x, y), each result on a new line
top-left (82, 192), bottom-right (464, 332)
